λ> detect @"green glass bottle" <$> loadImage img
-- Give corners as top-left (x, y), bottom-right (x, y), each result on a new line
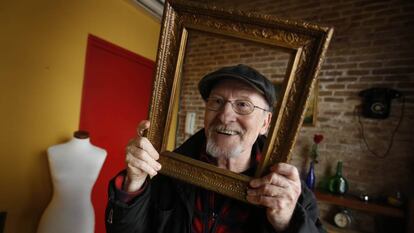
top-left (328, 161), bottom-right (349, 195)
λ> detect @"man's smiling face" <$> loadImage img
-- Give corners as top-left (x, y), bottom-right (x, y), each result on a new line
top-left (204, 79), bottom-right (272, 159)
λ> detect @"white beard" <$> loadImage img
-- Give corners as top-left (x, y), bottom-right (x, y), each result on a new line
top-left (206, 139), bottom-right (244, 159)
top-left (206, 124), bottom-right (245, 159)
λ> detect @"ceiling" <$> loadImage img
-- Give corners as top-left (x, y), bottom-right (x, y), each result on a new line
top-left (132, 0), bottom-right (165, 20)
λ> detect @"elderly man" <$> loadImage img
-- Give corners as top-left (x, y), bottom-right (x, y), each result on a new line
top-left (106, 64), bottom-right (325, 233)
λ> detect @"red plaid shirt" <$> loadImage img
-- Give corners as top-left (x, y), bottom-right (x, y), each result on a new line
top-left (192, 145), bottom-right (263, 233)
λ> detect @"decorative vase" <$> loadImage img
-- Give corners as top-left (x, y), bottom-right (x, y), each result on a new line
top-left (328, 160), bottom-right (349, 195)
top-left (306, 161), bottom-right (316, 190)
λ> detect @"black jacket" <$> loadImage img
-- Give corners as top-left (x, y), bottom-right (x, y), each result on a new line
top-left (105, 130), bottom-right (326, 233)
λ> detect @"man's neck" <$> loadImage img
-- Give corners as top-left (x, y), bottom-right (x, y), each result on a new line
top-left (216, 150), bottom-right (251, 173)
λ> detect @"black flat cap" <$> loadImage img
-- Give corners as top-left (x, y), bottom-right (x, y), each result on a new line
top-left (198, 64), bottom-right (276, 109)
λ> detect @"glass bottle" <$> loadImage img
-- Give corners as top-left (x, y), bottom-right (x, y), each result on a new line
top-left (328, 161), bottom-right (348, 195)
top-left (306, 161), bottom-right (316, 190)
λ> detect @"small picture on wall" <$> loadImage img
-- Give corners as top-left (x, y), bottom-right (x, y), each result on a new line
top-left (273, 82), bottom-right (318, 126)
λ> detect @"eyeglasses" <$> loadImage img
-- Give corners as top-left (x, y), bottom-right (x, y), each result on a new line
top-left (206, 97), bottom-right (269, 115)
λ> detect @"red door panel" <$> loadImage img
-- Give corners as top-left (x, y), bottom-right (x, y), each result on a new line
top-left (79, 35), bottom-right (154, 233)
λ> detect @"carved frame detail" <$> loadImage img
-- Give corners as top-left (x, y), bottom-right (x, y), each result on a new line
top-left (146, 0), bottom-right (333, 202)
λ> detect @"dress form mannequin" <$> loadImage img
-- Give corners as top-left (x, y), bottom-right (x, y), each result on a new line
top-left (37, 131), bottom-right (107, 233)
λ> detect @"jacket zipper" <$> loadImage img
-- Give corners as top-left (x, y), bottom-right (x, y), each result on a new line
top-left (210, 212), bottom-right (220, 233)
top-left (107, 208), bottom-right (113, 224)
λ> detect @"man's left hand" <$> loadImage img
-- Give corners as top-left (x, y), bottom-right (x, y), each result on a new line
top-left (246, 163), bottom-right (301, 232)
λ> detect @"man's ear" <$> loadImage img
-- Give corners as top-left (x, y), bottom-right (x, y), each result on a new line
top-left (259, 112), bottom-right (272, 135)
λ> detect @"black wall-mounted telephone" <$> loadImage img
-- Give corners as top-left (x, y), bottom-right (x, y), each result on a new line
top-left (359, 88), bottom-right (402, 119)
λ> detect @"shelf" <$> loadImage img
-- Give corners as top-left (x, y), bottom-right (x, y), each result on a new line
top-left (321, 220), bottom-right (360, 233)
top-left (315, 191), bottom-right (405, 218)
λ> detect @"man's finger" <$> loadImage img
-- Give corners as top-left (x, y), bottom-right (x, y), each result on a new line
top-left (128, 157), bottom-right (158, 177)
top-left (137, 120), bottom-right (150, 137)
top-left (270, 163), bottom-right (300, 182)
top-left (246, 194), bottom-right (281, 210)
top-left (130, 150), bottom-right (162, 171)
top-left (247, 184), bottom-right (284, 197)
top-left (134, 137), bottom-right (159, 160)
top-left (250, 172), bottom-right (290, 188)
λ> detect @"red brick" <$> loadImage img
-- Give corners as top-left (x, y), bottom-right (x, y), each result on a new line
top-left (383, 75), bottom-right (413, 81)
top-left (358, 62), bottom-right (383, 68)
top-left (336, 77), bottom-right (358, 82)
top-left (322, 111), bottom-right (339, 116)
top-left (346, 83), bottom-right (372, 90)
top-left (326, 57), bottom-right (347, 63)
top-left (347, 70), bottom-right (370, 75)
top-left (337, 63), bottom-right (357, 69)
top-left (372, 67), bottom-right (414, 75)
top-left (325, 84), bottom-right (346, 89)
top-left (321, 64), bottom-right (336, 70)
top-left (334, 91), bottom-right (356, 96)
top-left (324, 97), bottom-right (345, 103)
top-left (319, 77), bottom-right (335, 83)
top-left (397, 82), bottom-right (414, 88)
top-left (325, 71), bottom-right (343, 76)
top-left (359, 76), bottom-right (384, 82)
top-left (319, 91), bottom-right (333, 96)
top-left (385, 59), bottom-right (414, 66)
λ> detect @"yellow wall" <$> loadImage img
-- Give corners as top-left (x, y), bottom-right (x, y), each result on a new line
top-left (0, 1), bottom-right (160, 232)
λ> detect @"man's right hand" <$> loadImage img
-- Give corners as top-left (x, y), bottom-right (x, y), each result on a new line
top-left (124, 120), bottom-right (161, 192)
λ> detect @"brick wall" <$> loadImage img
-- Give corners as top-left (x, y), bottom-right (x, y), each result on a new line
top-left (176, 30), bottom-right (290, 145)
top-left (178, 1), bottom-right (414, 232)
top-left (228, 0), bottom-right (414, 192)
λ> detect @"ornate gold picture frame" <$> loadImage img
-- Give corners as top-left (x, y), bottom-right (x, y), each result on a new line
top-left (274, 81), bottom-right (319, 126)
top-left (146, 0), bottom-right (333, 202)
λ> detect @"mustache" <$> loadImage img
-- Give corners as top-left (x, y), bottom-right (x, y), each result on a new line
top-left (208, 124), bottom-right (245, 135)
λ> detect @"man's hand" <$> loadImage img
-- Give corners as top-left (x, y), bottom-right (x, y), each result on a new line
top-left (124, 120), bottom-right (161, 192)
top-left (246, 163), bottom-right (301, 232)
